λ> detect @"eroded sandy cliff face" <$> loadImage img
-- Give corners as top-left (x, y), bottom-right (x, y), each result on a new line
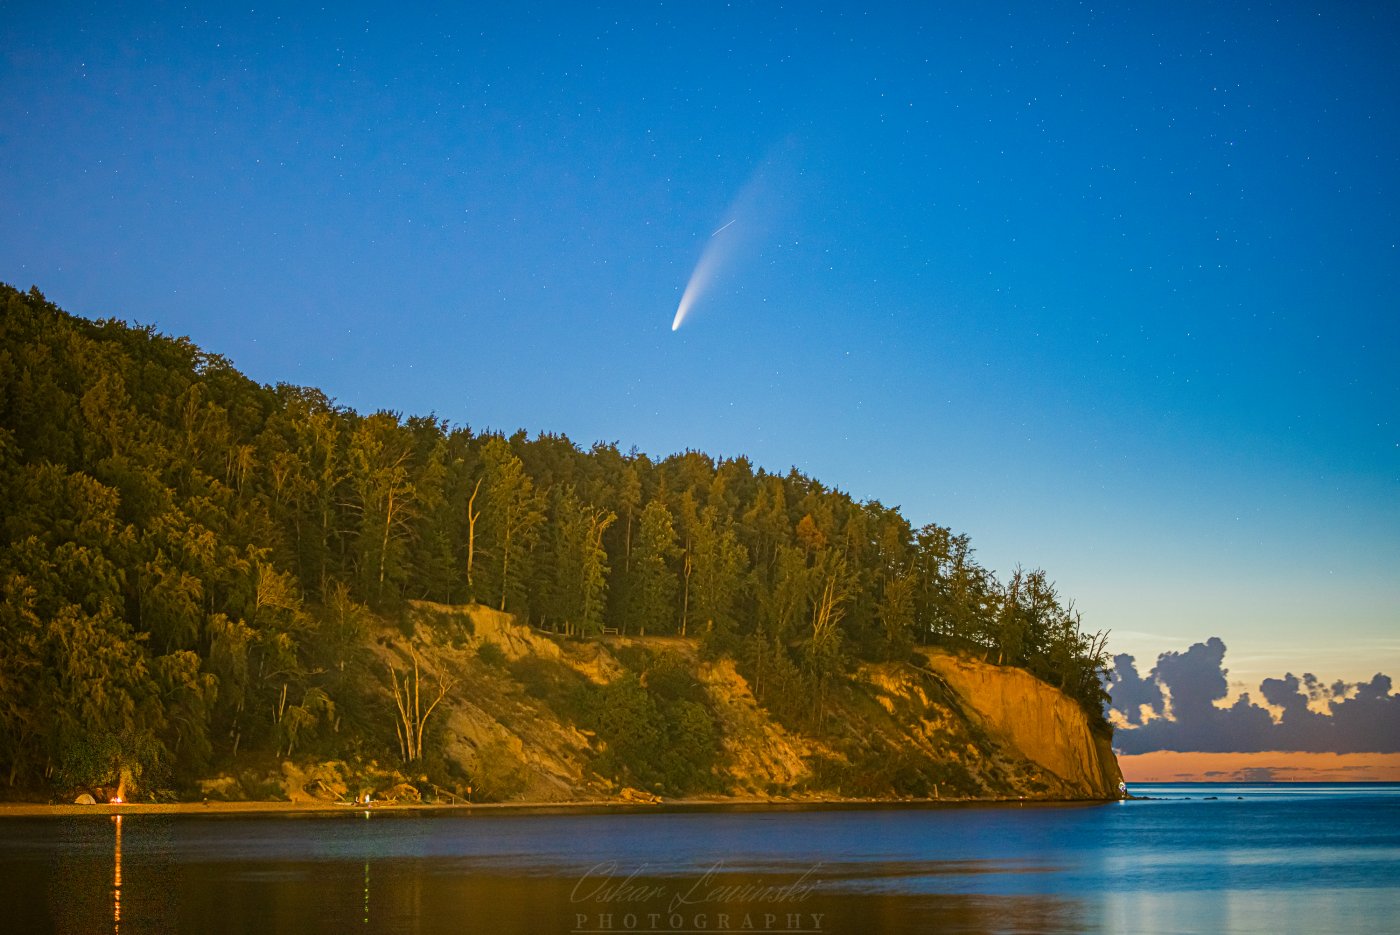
top-left (917, 649), bottom-right (1123, 799)
top-left (346, 603), bottom-right (1122, 803)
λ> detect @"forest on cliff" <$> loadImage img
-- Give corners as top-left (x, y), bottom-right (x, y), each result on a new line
top-left (0, 284), bottom-right (1112, 798)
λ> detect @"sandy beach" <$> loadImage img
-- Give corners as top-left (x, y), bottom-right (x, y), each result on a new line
top-left (0, 798), bottom-right (693, 818)
top-left (0, 791), bottom-right (1087, 818)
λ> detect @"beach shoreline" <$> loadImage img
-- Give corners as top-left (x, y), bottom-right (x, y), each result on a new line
top-left (0, 792), bottom-right (1119, 818)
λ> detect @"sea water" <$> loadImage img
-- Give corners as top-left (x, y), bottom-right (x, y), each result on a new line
top-left (1, 783), bottom-right (1396, 934)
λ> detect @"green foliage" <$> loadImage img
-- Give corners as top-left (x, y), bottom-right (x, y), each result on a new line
top-left (346, 411), bottom-right (424, 606)
top-left (477, 436), bottom-right (546, 613)
top-left (876, 573), bottom-right (917, 662)
top-left (469, 738), bottom-right (529, 801)
top-left (620, 500), bottom-right (678, 635)
top-left (56, 727), bottom-right (167, 799)
top-left (506, 655), bottom-right (594, 726)
top-left (475, 641), bottom-right (507, 668)
top-left (685, 507), bottom-right (747, 638)
top-left (538, 484), bottom-right (614, 635)
top-left (584, 654), bottom-right (723, 794)
top-left (806, 749), bottom-right (980, 798)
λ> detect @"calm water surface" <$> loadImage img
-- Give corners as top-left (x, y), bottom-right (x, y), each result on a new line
top-left (1, 783), bottom-right (1397, 934)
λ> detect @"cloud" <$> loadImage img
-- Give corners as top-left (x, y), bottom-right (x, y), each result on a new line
top-left (1234, 767), bottom-right (1279, 782)
top-left (1154, 637), bottom-right (1230, 722)
top-left (1109, 638), bottom-right (1400, 754)
top-left (1107, 652), bottom-right (1164, 725)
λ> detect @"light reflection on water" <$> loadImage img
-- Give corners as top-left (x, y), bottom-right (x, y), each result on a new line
top-left (0, 783), bottom-right (1396, 934)
top-left (112, 814), bottom-right (121, 934)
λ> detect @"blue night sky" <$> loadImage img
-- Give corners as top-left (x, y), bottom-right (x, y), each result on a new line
top-left (3, 2), bottom-right (1397, 688)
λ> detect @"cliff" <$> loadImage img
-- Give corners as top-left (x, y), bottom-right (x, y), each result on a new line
top-left (294, 602), bottom-right (1123, 804)
top-left (917, 649), bottom-right (1123, 799)
top-left (1, 287), bottom-right (1118, 803)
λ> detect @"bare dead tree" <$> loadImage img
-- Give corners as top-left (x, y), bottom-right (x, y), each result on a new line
top-left (386, 644), bottom-right (456, 764)
top-left (806, 570), bottom-right (847, 728)
top-left (465, 476), bottom-right (482, 592)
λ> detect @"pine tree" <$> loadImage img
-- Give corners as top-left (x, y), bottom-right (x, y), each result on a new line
top-left (623, 501), bottom-right (679, 635)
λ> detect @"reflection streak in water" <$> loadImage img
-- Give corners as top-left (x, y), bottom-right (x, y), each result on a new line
top-left (112, 814), bottom-right (121, 934)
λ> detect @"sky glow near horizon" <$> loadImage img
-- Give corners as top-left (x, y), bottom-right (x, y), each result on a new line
top-left (1, 2), bottom-right (1397, 698)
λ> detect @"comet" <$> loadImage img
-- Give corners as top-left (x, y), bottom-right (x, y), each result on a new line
top-left (672, 219), bottom-right (739, 331)
top-left (669, 143), bottom-right (793, 332)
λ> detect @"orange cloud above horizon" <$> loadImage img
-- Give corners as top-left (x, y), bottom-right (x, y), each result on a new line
top-left (1119, 751), bottom-right (1400, 782)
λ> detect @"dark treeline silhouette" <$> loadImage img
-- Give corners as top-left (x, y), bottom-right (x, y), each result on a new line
top-left (0, 284), bottom-right (1111, 793)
